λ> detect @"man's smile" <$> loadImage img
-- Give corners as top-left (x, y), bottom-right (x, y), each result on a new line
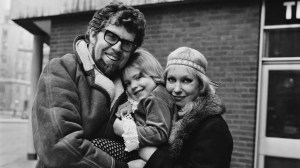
top-left (105, 53), bottom-right (119, 61)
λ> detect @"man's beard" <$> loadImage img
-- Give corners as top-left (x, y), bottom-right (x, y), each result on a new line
top-left (96, 59), bottom-right (116, 77)
top-left (92, 47), bottom-right (118, 77)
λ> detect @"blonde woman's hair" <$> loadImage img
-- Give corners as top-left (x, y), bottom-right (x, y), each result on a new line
top-left (122, 48), bottom-right (164, 85)
top-left (164, 47), bottom-right (213, 96)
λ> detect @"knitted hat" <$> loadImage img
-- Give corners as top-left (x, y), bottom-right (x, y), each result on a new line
top-left (166, 47), bottom-right (218, 88)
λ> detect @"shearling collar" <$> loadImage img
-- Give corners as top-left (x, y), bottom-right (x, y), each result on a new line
top-left (74, 37), bottom-right (124, 109)
top-left (168, 93), bottom-right (226, 158)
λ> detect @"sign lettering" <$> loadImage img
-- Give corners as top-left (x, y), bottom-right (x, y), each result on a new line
top-left (265, 0), bottom-right (300, 25)
top-left (283, 1), bottom-right (300, 19)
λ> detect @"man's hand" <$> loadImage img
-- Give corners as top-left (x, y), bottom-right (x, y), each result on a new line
top-left (128, 159), bottom-right (146, 168)
top-left (113, 118), bottom-right (124, 136)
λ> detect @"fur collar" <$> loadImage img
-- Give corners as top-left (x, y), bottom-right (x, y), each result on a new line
top-left (168, 93), bottom-right (226, 158)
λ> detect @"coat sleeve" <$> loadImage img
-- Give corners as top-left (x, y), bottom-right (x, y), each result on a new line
top-left (136, 95), bottom-right (173, 147)
top-left (32, 57), bottom-right (128, 168)
top-left (145, 116), bottom-right (233, 168)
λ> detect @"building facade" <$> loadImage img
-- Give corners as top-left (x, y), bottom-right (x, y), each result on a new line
top-left (0, 0), bottom-right (33, 116)
top-left (10, 0), bottom-right (300, 167)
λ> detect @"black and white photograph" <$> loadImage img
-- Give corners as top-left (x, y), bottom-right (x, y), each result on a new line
top-left (0, 0), bottom-right (299, 168)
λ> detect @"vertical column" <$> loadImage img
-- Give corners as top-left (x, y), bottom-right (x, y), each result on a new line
top-left (27, 35), bottom-right (43, 160)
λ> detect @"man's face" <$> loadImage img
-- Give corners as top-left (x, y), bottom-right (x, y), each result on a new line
top-left (89, 24), bottom-right (136, 76)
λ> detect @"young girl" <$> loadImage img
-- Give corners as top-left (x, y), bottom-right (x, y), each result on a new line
top-left (92, 48), bottom-right (175, 162)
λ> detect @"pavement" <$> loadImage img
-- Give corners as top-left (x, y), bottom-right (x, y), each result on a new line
top-left (0, 112), bottom-right (37, 168)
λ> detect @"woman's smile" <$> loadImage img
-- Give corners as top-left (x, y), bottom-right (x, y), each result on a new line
top-left (172, 95), bottom-right (185, 101)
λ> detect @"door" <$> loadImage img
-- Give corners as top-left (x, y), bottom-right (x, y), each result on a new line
top-left (258, 64), bottom-right (300, 168)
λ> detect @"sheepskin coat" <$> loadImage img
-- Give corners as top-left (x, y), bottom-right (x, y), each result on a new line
top-left (32, 35), bottom-right (128, 168)
top-left (145, 93), bottom-right (233, 168)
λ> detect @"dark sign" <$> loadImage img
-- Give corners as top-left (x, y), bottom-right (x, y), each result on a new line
top-left (265, 0), bottom-right (300, 25)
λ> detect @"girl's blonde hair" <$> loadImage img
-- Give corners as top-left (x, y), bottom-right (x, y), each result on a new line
top-left (122, 48), bottom-right (164, 85)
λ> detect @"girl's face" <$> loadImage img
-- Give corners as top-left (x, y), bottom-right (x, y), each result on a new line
top-left (123, 66), bottom-right (157, 101)
top-left (166, 65), bottom-right (201, 108)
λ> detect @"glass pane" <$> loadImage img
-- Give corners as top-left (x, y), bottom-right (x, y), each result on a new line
top-left (265, 156), bottom-right (300, 168)
top-left (264, 28), bottom-right (300, 57)
top-left (266, 70), bottom-right (300, 139)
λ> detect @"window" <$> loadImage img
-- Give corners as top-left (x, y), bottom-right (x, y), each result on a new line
top-left (266, 70), bottom-right (300, 139)
top-left (264, 28), bottom-right (300, 58)
top-left (2, 29), bottom-right (8, 50)
top-left (0, 69), bottom-right (6, 78)
top-left (265, 156), bottom-right (300, 168)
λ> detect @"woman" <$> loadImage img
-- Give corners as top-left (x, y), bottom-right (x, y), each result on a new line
top-left (141, 47), bottom-right (233, 168)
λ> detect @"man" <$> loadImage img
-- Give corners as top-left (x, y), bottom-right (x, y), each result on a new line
top-left (32, 2), bottom-right (146, 168)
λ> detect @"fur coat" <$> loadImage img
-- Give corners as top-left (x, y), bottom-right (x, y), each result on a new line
top-left (168, 92), bottom-right (226, 158)
top-left (145, 92), bottom-right (233, 168)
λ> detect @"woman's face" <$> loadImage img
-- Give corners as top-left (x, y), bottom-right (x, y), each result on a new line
top-left (166, 66), bottom-right (201, 108)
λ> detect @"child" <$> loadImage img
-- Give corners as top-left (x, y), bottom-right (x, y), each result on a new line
top-left (92, 48), bottom-right (175, 162)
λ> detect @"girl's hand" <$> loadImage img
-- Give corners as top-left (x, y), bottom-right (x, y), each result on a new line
top-left (116, 101), bottom-right (132, 118)
top-left (113, 118), bottom-right (124, 136)
top-left (128, 159), bottom-right (146, 168)
top-left (138, 146), bottom-right (157, 161)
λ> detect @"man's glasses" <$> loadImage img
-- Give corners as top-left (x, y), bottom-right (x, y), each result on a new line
top-left (103, 29), bottom-right (136, 52)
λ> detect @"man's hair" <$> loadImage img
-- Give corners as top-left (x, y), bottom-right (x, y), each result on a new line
top-left (122, 48), bottom-right (164, 85)
top-left (86, 1), bottom-right (146, 48)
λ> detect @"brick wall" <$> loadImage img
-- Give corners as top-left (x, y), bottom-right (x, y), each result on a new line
top-left (50, 15), bottom-right (89, 58)
top-left (50, 1), bottom-right (261, 168)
